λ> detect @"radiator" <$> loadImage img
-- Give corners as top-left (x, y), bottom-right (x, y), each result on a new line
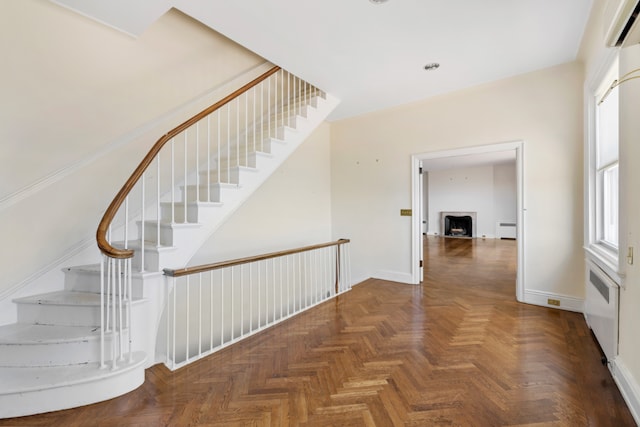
top-left (496, 222), bottom-right (516, 239)
top-left (584, 260), bottom-right (619, 363)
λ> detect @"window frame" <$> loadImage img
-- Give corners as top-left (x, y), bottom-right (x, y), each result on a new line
top-left (585, 53), bottom-right (620, 276)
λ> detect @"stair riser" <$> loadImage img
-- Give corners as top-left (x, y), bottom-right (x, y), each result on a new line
top-left (64, 269), bottom-right (145, 299)
top-left (0, 332), bottom-right (126, 367)
top-left (182, 184), bottom-right (237, 205)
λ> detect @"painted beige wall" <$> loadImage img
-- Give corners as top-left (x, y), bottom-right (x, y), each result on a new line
top-left (0, 1), bottom-right (263, 296)
top-left (331, 61), bottom-right (584, 295)
top-left (188, 123), bottom-right (333, 265)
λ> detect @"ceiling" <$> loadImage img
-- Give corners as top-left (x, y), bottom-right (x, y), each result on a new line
top-left (53, 0), bottom-right (594, 121)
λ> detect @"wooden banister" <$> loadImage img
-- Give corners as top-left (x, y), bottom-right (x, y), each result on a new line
top-left (164, 239), bottom-right (350, 277)
top-left (96, 66), bottom-right (281, 259)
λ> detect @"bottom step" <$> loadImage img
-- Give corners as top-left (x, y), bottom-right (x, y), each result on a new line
top-left (0, 351), bottom-right (146, 419)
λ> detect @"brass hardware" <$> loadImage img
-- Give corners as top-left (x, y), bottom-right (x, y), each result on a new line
top-left (548, 299), bottom-right (561, 307)
top-left (628, 247), bottom-right (634, 265)
top-left (400, 209), bottom-right (412, 216)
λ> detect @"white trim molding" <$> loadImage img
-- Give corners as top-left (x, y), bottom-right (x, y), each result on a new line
top-left (411, 140), bottom-right (525, 302)
top-left (523, 289), bottom-right (584, 313)
top-left (374, 270), bottom-right (414, 284)
top-left (612, 357), bottom-right (640, 425)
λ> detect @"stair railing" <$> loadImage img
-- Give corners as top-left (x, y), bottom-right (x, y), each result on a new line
top-left (163, 239), bottom-right (352, 370)
top-left (95, 65), bottom-right (325, 369)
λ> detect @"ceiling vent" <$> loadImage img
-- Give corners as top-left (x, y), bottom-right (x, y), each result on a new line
top-left (604, 0), bottom-right (640, 47)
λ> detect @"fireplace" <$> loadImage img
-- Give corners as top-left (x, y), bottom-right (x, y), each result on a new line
top-left (440, 211), bottom-right (476, 238)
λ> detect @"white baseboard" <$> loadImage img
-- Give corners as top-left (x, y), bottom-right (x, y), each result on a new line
top-left (612, 357), bottom-right (640, 425)
top-left (373, 270), bottom-right (414, 284)
top-left (523, 289), bottom-right (584, 313)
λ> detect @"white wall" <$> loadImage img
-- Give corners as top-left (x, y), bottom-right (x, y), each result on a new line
top-left (493, 162), bottom-right (517, 224)
top-left (427, 165), bottom-right (495, 237)
top-left (331, 61), bottom-right (584, 295)
top-left (188, 123), bottom-right (333, 265)
top-left (0, 1), bottom-right (264, 299)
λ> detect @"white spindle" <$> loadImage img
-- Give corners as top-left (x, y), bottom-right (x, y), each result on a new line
top-left (172, 276), bottom-right (176, 368)
top-left (299, 253), bottom-right (303, 310)
top-left (140, 173), bottom-right (145, 273)
top-left (257, 261), bottom-right (261, 328)
top-left (220, 268), bottom-right (224, 344)
top-left (171, 138), bottom-right (175, 224)
top-left (229, 267), bottom-right (231, 341)
top-left (118, 259), bottom-right (123, 361)
top-left (236, 98), bottom-right (240, 168)
top-left (227, 104), bottom-right (231, 183)
top-left (240, 265), bottom-right (244, 336)
top-left (274, 74), bottom-right (278, 136)
top-left (249, 262), bottom-right (253, 332)
top-left (279, 257), bottom-right (283, 320)
top-left (156, 156), bottom-right (161, 246)
top-left (100, 257), bottom-right (105, 369)
top-left (196, 123), bottom-right (200, 204)
top-left (272, 258), bottom-right (276, 324)
top-left (183, 132), bottom-right (188, 222)
top-left (210, 271), bottom-right (214, 352)
top-left (217, 111), bottom-right (221, 185)
top-left (123, 197), bottom-right (129, 250)
top-left (111, 258), bottom-right (117, 369)
top-left (268, 77), bottom-right (271, 139)
top-left (207, 115), bottom-right (211, 203)
top-left (186, 275), bottom-right (190, 362)
top-left (260, 82), bottom-right (264, 152)
top-left (252, 87), bottom-right (256, 154)
top-left (198, 273), bottom-right (202, 356)
top-left (244, 92), bottom-right (248, 167)
top-left (280, 69), bottom-right (284, 129)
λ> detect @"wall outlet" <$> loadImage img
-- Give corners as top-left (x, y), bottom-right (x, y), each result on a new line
top-left (547, 298), bottom-right (561, 307)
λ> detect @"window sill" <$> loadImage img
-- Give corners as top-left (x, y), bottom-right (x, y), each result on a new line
top-left (584, 244), bottom-right (623, 286)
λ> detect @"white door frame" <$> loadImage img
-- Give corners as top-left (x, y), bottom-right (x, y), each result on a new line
top-left (410, 140), bottom-right (525, 302)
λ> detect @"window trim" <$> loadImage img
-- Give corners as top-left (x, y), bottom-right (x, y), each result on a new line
top-left (585, 51), bottom-right (621, 279)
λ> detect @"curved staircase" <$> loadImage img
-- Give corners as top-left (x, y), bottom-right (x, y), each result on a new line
top-left (0, 67), bottom-right (339, 419)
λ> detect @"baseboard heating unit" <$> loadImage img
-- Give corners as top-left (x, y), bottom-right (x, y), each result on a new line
top-left (584, 259), bottom-right (619, 363)
top-left (496, 222), bottom-right (516, 239)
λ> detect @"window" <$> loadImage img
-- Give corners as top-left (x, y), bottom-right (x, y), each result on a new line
top-left (592, 60), bottom-right (619, 255)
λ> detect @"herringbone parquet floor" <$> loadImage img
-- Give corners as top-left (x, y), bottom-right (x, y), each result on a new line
top-left (1, 237), bottom-right (635, 426)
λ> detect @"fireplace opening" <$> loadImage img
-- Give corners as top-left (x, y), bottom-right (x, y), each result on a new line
top-left (444, 215), bottom-right (473, 237)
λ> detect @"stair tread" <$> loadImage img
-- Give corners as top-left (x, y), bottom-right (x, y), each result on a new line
top-left (0, 351), bottom-right (146, 395)
top-left (14, 291), bottom-right (144, 307)
top-left (0, 323), bottom-right (100, 345)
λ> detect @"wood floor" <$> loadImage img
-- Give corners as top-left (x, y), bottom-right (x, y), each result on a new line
top-left (1, 237), bottom-right (635, 426)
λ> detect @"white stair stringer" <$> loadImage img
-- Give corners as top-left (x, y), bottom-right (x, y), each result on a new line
top-left (0, 91), bottom-right (339, 419)
top-left (0, 352), bottom-right (146, 419)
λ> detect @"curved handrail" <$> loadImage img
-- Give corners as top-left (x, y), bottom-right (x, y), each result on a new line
top-left (164, 239), bottom-right (350, 277)
top-left (96, 66), bottom-right (282, 259)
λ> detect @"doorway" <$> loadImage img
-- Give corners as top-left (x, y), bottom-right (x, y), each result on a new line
top-left (410, 141), bottom-right (525, 302)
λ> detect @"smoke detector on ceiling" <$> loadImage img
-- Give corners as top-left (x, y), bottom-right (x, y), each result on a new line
top-left (369, 0), bottom-right (389, 4)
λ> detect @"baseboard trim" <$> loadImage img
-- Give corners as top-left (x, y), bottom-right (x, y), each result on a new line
top-left (0, 62), bottom-right (272, 213)
top-left (612, 357), bottom-right (640, 425)
top-left (523, 289), bottom-right (584, 313)
top-left (373, 270), bottom-right (414, 284)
